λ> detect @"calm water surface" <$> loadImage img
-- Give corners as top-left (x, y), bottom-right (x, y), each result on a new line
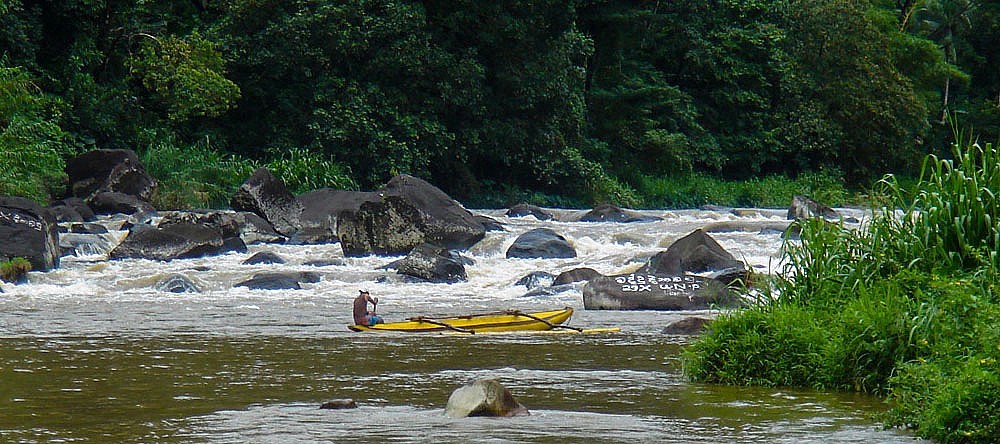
top-left (0, 208), bottom-right (925, 443)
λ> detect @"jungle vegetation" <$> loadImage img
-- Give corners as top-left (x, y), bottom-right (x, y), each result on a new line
top-left (1, 0), bottom-right (998, 208)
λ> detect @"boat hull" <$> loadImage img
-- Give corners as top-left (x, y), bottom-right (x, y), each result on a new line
top-left (348, 307), bottom-right (574, 333)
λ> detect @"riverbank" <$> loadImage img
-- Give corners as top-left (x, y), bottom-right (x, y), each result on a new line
top-left (684, 141), bottom-right (1000, 443)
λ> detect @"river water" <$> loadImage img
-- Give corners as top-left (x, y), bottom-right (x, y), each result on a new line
top-left (0, 208), bottom-right (925, 443)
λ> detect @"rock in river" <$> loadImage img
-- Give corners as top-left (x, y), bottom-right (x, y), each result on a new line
top-left (583, 273), bottom-right (741, 310)
top-left (0, 196), bottom-right (61, 271)
top-left (506, 228), bottom-right (576, 259)
top-left (445, 379), bottom-right (529, 418)
top-left (337, 174), bottom-right (485, 256)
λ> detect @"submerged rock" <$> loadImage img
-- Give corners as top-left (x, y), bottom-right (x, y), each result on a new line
top-left (553, 267), bottom-right (601, 285)
top-left (235, 274), bottom-right (301, 290)
top-left (662, 316), bottom-right (714, 335)
top-left (155, 274), bottom-right (201, 293)
top-left (445, 379), bottom-right (529, 418)
top-left (320, 399), bottom-right (358, 410)
top-left (506, 203), bottom-right (554, 220)
top-left (515, 271), bottom-right (556, 289)
top-left (577, 204), bottom-right (660, 223)
top-left (234, 271), bottom-right (320, 290)
top-left (242, 251), bottom-right (286, 265)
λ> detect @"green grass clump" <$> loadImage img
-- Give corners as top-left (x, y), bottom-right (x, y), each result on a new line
top-left (684, 137), bottom-right (1000, 443)
top-left (140, 135), bottom-right (257, 209)
top-left (0, 257), bottom-right (31, 284)
top-left (634, 170), bottom-right (851, 209)
top-left (263, 147), bottom-right (357, 195)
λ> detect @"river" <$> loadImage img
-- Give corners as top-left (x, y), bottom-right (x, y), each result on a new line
top-left (0, 208), bottom-right (925, 443)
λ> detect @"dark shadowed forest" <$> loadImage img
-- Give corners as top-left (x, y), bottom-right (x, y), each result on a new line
top-left (3, 0), bottom-right (998, 207)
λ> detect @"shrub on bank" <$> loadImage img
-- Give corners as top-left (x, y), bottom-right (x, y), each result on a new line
top-left (685, 139), bottom-right (1000, 443)
top-left (0, 257), bottom-right (31, 284)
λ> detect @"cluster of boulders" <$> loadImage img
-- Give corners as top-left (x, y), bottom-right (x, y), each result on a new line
top-left (1, 147), bottom-right (850, 314)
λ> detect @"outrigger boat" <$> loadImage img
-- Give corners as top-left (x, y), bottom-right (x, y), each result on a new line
top-left (348, 306), bottom-right (617, 334)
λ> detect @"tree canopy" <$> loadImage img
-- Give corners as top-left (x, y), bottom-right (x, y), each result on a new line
top-left (1, 0), bottom-right (998, 205)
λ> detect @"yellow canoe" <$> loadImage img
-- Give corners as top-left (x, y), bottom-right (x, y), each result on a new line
top-left (348, 307), bottom-right (576, 333)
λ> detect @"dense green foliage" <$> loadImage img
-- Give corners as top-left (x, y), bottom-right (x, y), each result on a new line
top-left (685, 139), bottom-right (1000, 442)
top-left (2, 0), bottom-right (998, 206)
top-left (0, 63), bottom-right (72, 202)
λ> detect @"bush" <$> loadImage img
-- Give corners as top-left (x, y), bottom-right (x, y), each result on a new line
top-left (264, 147), bottom-right (357, 195)
top-left (140, 135), bottom-right (257, 209)
top-left (683, 306), bottom-right (831, 388)
top-left (0, 257), bottom-right (31, 284)
top-left (890, 357), bottom-right (1000, 443)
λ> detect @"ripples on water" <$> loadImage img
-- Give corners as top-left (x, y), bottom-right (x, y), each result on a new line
top-left (0, 208), bottom-right (925, 442)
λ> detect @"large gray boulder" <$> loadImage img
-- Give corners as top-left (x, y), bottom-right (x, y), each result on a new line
top-left (642, 229), bottom-right (744, 276)
top-left (506, 228), bottom-right (576, 259)
top-left (158, 210), bottom-right (283, 246)
top-left (395, 243), bottom-right (467, 283)
top-left (109, 222), bottom-right (229, 261)
top-left (231, 168), bottom-right (303, 237)
top-left (445, 379), bottom-right (529, 418)
top-left (0, 196), bottom-right (61, 271)
top-left (295, 188), bottom-right (378, 244)
top-left (337, 175), bottom-right (485, 256)
top-left (582, 273), bottom-right (740, 310)
top-left (65, 149), bottom-right (157, 201)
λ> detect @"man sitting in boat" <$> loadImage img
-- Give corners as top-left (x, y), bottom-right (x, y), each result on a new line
top-left (353, 290), bottom-right (383, 326)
